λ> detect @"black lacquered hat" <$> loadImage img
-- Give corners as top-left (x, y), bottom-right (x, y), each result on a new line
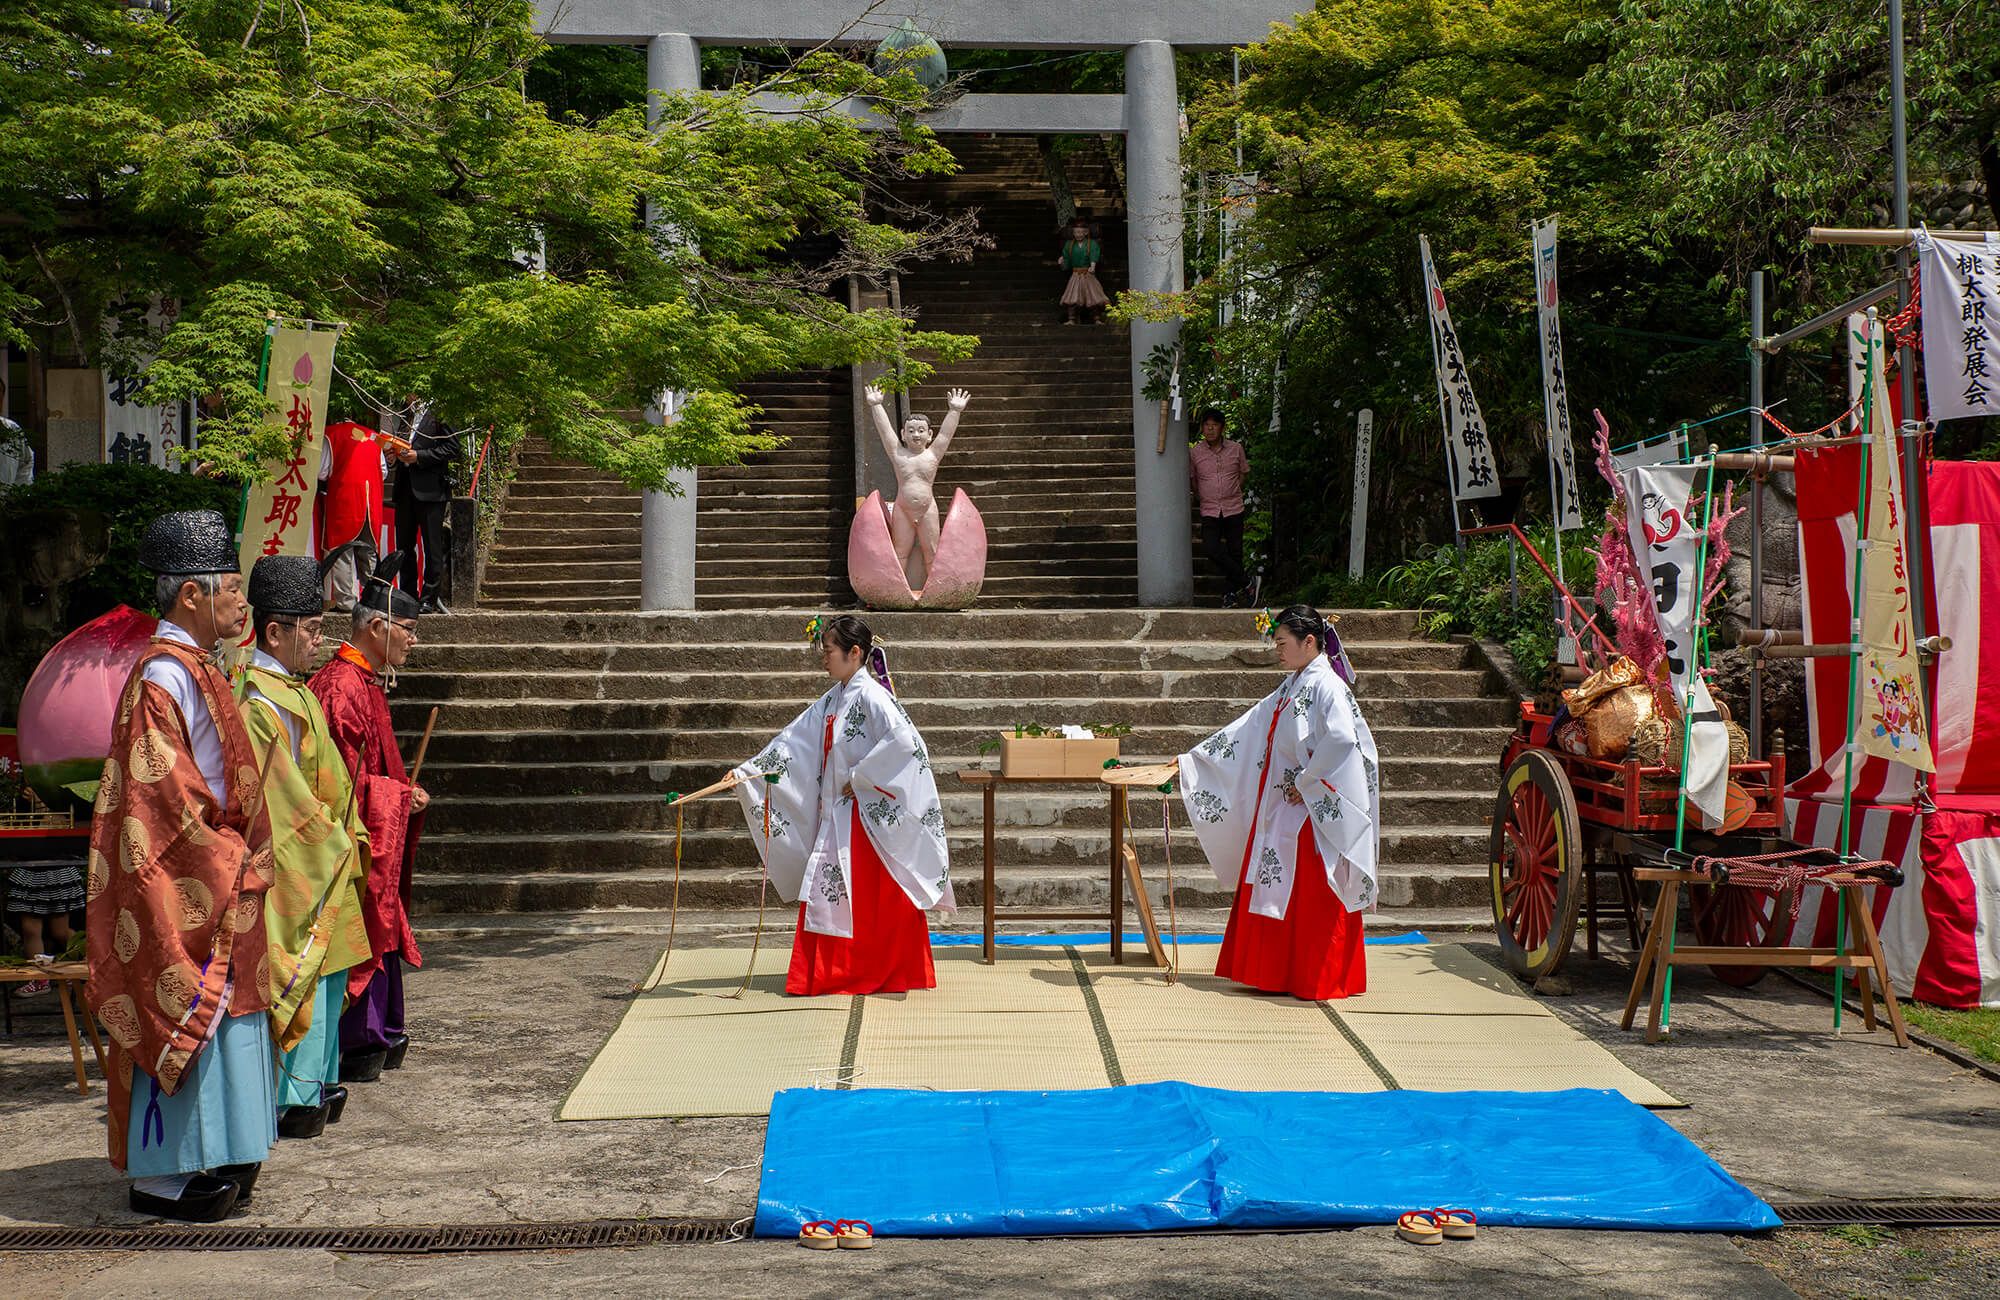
top-left (138, 509), bottom-right (238, 576)
top-left (248, 554), bottom-right (323, 618)
top-left (356, 552), bottom-right (421, 621)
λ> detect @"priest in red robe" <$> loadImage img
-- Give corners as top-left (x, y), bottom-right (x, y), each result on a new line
top-left (308, 554), bottom-right (427, 1082)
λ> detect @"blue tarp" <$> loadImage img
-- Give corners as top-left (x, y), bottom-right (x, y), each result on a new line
top-left (930, 931), bottom-right (1429, 947)
top-left (755, 1084), bottom-right (1780, 1236)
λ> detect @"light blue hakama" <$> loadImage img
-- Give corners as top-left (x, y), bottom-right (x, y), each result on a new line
top-left (125, 1009), bottom-right (277, 1178)
top-left (276, 973), bottom-right (342, 1111)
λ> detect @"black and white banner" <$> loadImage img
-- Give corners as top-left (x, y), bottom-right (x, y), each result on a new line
top-left (1531, 218), bottom-right (1584, 530)
top-left (1420, 236), bottom-right (1500, 501)
top-left (1624, 463), bottom-right (1730, 826)
top-left (1918, 228), bottom-right (2000, 423)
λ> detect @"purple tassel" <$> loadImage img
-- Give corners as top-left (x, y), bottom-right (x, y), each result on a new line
top-left (1325, 626), bottom-right (1356, 686)
top-left (869, 645), bottom-right (896, 696)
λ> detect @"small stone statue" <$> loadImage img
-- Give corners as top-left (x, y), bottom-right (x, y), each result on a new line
top-left (864, 385), bottom-right (970, 589)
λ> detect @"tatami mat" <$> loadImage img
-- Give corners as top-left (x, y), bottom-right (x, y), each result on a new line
top-left (558, 942), bottom-right (1681, 1120)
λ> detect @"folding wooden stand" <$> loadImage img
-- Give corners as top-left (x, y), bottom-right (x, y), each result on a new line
top-left (1621, 869), bottom-right (1909, 1046)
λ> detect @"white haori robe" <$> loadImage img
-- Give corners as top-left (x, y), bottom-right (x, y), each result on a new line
top-left (733, 674), bottom-right (955, 938)
top-left (1177, 655), bottom-right (1381, 918)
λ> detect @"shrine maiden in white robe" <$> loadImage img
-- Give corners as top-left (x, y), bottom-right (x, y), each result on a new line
top-left (733, 673), bottom-right (955, 937)
top-left (1178, 653), bottom-right (1381, 917)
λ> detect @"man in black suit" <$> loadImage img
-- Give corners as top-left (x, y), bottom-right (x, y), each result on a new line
top-left (391, 401), bottom-right (463, 614)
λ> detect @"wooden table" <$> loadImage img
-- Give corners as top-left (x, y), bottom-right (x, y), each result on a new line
top-left (956, 770), bottom-right (1150, 965)
top-left (1, 961), bottom-right (108, 1093)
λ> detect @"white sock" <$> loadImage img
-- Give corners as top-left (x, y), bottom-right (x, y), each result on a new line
top-left (132, 1173), bottom-right (196, 1199)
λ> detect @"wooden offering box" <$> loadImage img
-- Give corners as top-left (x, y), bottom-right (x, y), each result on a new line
top-left (997, 735), bottom-right (1120, 778)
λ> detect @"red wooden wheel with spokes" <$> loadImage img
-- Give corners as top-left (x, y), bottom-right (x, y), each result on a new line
top-left (1489, 750), bottom-right (1583, 981)
top-left (1690, 881), bottom-right (1792, 986)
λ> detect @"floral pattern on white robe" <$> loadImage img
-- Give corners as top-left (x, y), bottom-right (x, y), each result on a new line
top-left (1177, 654), bottom-right (1380, 917)
top-left (733, 674), bottom-right (955, 937)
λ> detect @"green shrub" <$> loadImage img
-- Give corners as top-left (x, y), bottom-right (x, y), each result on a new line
top-left (1, 463), bottom-right (241, 620)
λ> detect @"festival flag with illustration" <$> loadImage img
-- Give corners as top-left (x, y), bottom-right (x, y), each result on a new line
top-left (1531, 218), bottom-right (1584, 530)
top-left (1623, 462), bottom-right (1731, 826)
top-left (238, 326), bottom-right (338, 573)
top-left (1419, 236), bottom-right (1501, 502)
top-left (1854, 316), bottom-right (1934, 771)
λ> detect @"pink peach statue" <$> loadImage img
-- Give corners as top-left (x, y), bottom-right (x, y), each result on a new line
top-left (848, 385), bottom-right (987, 609)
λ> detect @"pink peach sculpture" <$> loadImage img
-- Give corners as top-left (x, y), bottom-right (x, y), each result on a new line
top-left (848, 488), bottom-right (987, 609)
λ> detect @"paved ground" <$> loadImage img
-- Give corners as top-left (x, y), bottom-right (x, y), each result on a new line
top-left (3, 920), bottom-right (1997, 1296)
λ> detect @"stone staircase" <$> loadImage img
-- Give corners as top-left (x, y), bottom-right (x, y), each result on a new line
top-left (479, 134), bottom-right (1229, 612)
top-left (395, 608), bottom-right (1508, 935)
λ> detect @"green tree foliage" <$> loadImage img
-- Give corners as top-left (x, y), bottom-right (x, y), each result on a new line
top-left (1, 1), bottom-right (977, 488)
top-left (1125, 0), bottom-right (1993, 602)
top-left (1590, 0), bottom-right (1999, 286)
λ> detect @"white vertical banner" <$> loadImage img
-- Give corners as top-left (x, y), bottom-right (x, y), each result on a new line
top-left (1419, 236), bottom-right (1501, 502)
top-left (1917, 228), bottom-right (2000, 422)
top-left (1349, 409), bottom-right (1373, 579)
top-left (1531, 218), bottom-right (1584, 530)
top-left (102, 297), bottom-right (192, 469)
top-left (1625, 463), bottom-right (1731, 826)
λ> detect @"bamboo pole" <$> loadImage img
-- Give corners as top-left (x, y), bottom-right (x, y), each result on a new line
top-left (1809, 227), bottom-right (1996, 245)
top-left (407, 707), bottom-right (439, 783)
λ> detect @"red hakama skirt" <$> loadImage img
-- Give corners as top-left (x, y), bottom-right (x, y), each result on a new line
top-left (1214, 822), bottom-right (1367, 1000)
top-left (786, 805), bottom-right (937, 996)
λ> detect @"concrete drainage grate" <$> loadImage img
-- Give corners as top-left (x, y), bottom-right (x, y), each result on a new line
top-left (1773, 1201), bottom-right (2000, 1228)
top-left (0, 1217), bottom-right (741, 1253)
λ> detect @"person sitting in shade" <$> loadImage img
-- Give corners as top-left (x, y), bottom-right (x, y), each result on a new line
top-left (85, 509), bottom-right (277, 1222)
top-left (733, 615), bottom-right (954, 995)
top-left (1176, 605), bottom-right (1378, 1000)
top-left (236, 554), bottom-right (372, 1141)
top-left (308, 555), bottom-right (427, 1082)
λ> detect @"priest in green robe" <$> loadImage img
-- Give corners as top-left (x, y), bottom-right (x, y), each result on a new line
top-left (237, 554), bottom-right (373, 1139)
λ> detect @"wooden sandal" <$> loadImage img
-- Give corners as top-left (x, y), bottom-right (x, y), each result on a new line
top-left (1432, 1208), bottom-right (1478, 1240)
top-left (798, 1220), bottom-right (839, 1249)
top-left (1395, 1211), bottom-right (1444, 1245)
top-left (834, 1219), bottom-right (875, 1249)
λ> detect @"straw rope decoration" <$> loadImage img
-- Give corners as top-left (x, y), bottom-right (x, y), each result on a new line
top-left (1160, 781), bottom-right (1181, 982)
top-left (716, 779), bottom-right (777, 1001)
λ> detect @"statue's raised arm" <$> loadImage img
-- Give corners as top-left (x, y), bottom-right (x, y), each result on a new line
top-left (863, 385), bottom-right (903, 461)
top-left (930, 389), bottom-right (971, 459)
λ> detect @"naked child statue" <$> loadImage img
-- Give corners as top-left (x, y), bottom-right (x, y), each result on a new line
top-left (864, 385), bottom-right (970, 590)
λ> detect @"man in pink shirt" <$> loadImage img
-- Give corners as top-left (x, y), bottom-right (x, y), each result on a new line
top-left (1188, 408), bottom-right (1257, 607)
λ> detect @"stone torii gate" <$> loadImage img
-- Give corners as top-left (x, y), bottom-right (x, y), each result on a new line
top-left (535, 2), bottom-right (1306, 608)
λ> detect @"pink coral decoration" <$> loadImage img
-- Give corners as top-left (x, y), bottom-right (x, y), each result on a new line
top-left (847, 489), bottom-right (987, 610)
top-left (17, 604), bottom-right (156, 811)
top-left (1586, 411), bottom-right (1745, 680)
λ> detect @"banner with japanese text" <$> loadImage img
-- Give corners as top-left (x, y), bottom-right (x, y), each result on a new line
top-left (1419, 236), bottom-right (1500, 502)
top-left (102, 297), bottom-right (194, 469)
top-left (1623, 462), bottom-right (1731, 826)
top-left (1918, 229), bottom-right (1999, 422)
top-left (1531, 218), bottom-right (1584, 530)
top-left (237, 326), bottom-right (338, 572)
top-left (1855, 316), bottom-right (1934, 771)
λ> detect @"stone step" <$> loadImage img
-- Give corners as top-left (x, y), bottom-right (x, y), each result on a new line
top-left (389, 666), bottom-right (1491, 704)
top-left (410, 863), bottom-right (1495, 916)
top-left (490, 534), bottom-right (1159, 566)
top-left (416, 753), bottom-right (1497, 799)
top-left (414, 824), bottom-right (1491, 876)
top-left (411, 607), bottom-right (1429, 644)
top-left (399, 638), bottom-right (1475, 674)
top-left (413, 723), bottom-right (1509, 767)
top-left (387, 693), bottom-right (1511, 732)
top-left (420, 787), bottom-right (1496, 837)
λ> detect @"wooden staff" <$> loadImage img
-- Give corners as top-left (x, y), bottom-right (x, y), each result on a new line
top-left (665, 771), bottom-right (748, 807)
top-left (407, 706), bottom-right (439, 784)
